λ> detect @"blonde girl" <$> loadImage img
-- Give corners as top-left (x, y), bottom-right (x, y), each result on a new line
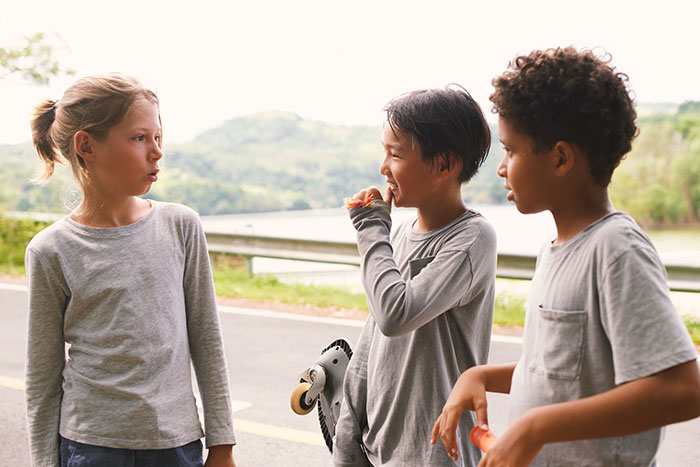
top-left (26, 74), bottom-right (236, 467)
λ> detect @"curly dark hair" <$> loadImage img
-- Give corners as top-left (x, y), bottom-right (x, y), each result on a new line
top-left (490, 47), bottom-right (638, 186)
top-left (384, 84), bottom-right (491, 184)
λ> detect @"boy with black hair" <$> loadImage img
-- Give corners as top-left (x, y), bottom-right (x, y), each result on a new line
top-left (432, 47), bottom-right (700, 466)
top-left (334, 85), bottom-right (497, 466)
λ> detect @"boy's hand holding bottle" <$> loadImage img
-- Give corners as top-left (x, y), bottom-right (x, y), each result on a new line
top-left (431, 366), bottom-right (490, 460)
top-left (431, 364), bottom-right (544, 465)
top-left (474, 416), bottom-right (543, 467)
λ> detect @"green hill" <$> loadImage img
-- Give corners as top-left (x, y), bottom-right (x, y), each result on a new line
top-left (1, 111), bottom-right (504, 215)
top-left (3, 104), bottom-right (699, 227)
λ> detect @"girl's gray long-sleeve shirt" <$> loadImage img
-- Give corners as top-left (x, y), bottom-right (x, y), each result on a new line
top-left (334, 201), bottom-right (497, 467)
top-left (24, 201), bottom-right (235, 467)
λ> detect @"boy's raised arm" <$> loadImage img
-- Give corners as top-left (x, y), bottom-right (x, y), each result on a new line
top-left (348, 198), bottom-right (495, 337)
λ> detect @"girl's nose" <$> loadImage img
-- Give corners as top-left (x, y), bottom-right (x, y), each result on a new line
top-left (151, 141), bottom-right (164, 161)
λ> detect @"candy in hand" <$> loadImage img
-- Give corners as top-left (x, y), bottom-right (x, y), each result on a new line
top-left (344, 192), bottom-right (375, 209)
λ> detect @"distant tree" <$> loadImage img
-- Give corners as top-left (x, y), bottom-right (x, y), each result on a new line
top-left (678, 101), bottom-right (700, 116)
top-left (0, 32), bottom-right (75, 85)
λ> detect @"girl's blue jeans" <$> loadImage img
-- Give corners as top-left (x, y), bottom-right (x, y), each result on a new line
top-left (59, 435), bottom-right (204, 467)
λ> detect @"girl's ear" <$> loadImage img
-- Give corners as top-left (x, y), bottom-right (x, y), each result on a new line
top-left (74, 131), bottom-right (96, 162)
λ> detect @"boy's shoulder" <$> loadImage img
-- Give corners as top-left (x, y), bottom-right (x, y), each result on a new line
top-left (396, 209), bottom-right (496, 251)
top-left (586, 211), bottom-right (653, 255)
top-left (448, 209), bottom-right (495, 237)
top-left (565, 211), bottom-right (663, 280)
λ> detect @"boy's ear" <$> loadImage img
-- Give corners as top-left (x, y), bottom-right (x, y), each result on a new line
top-left (73, 131), bottom-right (96, 162)
top-left (551, 141), bottom-right (577, 176)
top-left (437, 152), bottom-right (459, 178)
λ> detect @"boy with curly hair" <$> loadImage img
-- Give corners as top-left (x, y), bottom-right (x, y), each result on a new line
top-left (432, 47), bottom-right (700, 466)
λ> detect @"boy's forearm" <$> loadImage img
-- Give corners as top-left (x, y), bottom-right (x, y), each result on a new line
top-left (482, 363), bottom-right (517, 394)
top-left (522, 360), bottom-right (700, 446)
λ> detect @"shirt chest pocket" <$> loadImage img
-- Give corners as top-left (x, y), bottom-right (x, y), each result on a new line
top-left (528, 307), bottom-right (587, 381)
top-left (408, 256), bottom-right (436, 279)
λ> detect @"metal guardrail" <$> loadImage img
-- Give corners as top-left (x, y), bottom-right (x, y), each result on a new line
top-left (5, 212), bottom-right (698, 292)
top-left (205, 233), bottom-right (361, 267)
top-left (205, 232), bottom-right (700, 293)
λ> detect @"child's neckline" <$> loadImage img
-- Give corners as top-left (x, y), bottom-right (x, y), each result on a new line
top-left (64, 200), bottom-right (157, 236)
top-left (69, 199), bottom-right (153, 229)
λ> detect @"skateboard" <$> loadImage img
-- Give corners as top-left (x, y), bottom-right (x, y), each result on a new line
top-left (290, 338), bottom-right (353, 453)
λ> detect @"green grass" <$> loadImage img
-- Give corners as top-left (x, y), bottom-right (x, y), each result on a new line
top-left (212, 261), bottom-right (530, 326)
top-left (0, 215), bottom-right (52, 276)
top-left (646, 227), bottom-right (700, 252)
top-left (494, 291), bottom-right (527, 327)
top-left (683, 315), bottom-right (700, 344)
top-left (212, 262), bottom-right (369, 311)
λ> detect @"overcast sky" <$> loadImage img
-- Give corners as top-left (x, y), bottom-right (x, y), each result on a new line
top-left (1, 0), bottom-right (698, 145)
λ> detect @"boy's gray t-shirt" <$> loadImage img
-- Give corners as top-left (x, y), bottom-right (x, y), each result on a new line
top-left (510, 211), bottom-right (697, 466)
top-left (333, 201), bottom-right (497, 467)
top-left (25, 201), bottom-right (236, 467)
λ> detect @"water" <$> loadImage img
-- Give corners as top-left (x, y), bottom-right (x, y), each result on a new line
top-left (201, 204), bottom-right (557, 254)
top-left (200, 204), bottom-right (556, 285)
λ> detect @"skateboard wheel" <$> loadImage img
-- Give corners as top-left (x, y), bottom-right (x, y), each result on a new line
top-left (290, 382), bottom-right (316, 415)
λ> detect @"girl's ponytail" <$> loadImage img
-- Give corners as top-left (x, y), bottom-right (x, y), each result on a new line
top-left (30, 99), bottom-right (67, 183)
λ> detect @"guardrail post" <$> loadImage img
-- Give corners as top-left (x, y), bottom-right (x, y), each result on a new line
top-left (243, 256), bottom-right (253, 276)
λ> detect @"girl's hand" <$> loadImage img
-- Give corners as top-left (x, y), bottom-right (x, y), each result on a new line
top-left (477, 413), bottom-right (543, 467)
top-left (204, 444), bottom-right (236, 467)
top-left (431, 367), bottom-right (490, 461)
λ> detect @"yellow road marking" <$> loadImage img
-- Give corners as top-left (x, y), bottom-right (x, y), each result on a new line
top-left (235, 419), bottom-right (325, 446)
top-left (1, 376), bottom-right (324, 447)
top-left (0, 376), bottom-right (24, 391)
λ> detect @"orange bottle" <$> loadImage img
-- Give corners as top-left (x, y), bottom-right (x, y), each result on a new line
top-left (470, 425), bottom-right (498, 452)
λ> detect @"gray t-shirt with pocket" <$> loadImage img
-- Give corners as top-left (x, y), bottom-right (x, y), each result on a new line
top-left (510, 211), bottom-right (697, 466)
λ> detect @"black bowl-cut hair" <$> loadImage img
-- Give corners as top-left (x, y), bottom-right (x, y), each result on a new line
top-left (384, 84), bottom-right (491, 184)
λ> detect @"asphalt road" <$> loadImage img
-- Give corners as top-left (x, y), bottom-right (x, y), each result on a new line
top-left (1, 283), bottom-right (699, 466)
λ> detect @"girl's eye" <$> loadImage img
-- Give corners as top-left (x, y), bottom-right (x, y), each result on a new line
top-left (134, 135), bottom-right (145, 141)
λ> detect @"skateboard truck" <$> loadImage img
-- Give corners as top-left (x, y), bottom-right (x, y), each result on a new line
top-left (291, 339), bottom-right (353, 452)
top-left (291, 364), bottom-right (326, 414)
